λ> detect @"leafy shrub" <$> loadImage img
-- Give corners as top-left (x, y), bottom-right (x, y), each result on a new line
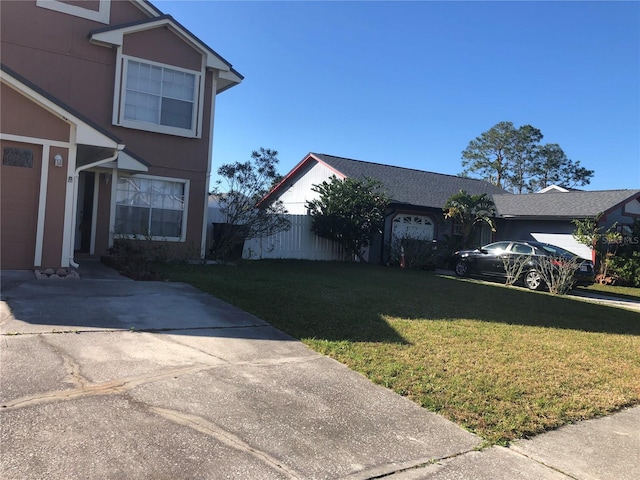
top-left (390, 235), bottom-right (438, 270)
top-left (102, 237), bottom-right (168, 280)
top-left (607, 251), bottom-right (640, 287)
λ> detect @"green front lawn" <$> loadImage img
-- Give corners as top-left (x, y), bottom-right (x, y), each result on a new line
top-left (156, 260), bottom-right (640, 445)
top-left (578, 283), bottom-right (640, 300)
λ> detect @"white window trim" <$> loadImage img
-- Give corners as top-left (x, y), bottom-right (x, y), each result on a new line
top-left (113, 54), bottom-right (204, 138)
top-left (112, 173), bottom-right (190, 242)
top-left (36, 0), bottom-right (111, 24)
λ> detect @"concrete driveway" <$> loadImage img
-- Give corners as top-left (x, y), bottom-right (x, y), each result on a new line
top-left (1, 263), bottom-right (638, 479)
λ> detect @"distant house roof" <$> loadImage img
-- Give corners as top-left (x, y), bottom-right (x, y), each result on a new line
top-left (263, 153), bottom-right (507, 209)
top-left (493, 190), bottom-right (640, 219)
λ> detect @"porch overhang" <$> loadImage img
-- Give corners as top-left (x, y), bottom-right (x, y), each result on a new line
top-left (99, 150), bottom-right (149, 173)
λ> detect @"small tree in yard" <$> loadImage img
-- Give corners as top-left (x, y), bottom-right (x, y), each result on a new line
top-left (572, 214), bottom-right (622, 283)
top-left (501, 254), bottom-right (581, 294)
top-left (443, 190), bottom-right (496, 249)
top-left (306, 176), bottom-right (390, 262)
top-left (210, 148), bottom-right (290, 259)
top-left (536, 255), bottom-right (583, 295)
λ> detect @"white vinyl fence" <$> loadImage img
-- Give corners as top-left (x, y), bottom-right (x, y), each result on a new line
top-left (242, 215), bottom-right (351, 261)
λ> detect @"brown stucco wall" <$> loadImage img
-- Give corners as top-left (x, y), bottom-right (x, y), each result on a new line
top-left (1, 84), bottom-right (70, 142)
top-left (123, 27), bottom-right (203, 71)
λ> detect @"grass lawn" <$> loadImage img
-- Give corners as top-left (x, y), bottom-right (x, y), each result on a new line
top-left (577, 283), bottom-right (640, 300)
top-left (156, 260), bottom-right (640, 445)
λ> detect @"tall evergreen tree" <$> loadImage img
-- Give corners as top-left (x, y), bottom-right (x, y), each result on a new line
top-left (461, 122), bottom-right (594, 193)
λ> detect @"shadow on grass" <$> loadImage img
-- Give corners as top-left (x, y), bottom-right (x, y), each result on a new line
top-left (152, 261), bottom-right (640, 343)
top-left (394, 274), bottom-right (640, 336)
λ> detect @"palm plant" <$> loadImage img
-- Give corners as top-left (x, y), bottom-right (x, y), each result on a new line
top-left (443, 190), bottom-right (497, 249)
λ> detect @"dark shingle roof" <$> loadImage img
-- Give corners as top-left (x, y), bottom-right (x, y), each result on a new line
top-left (493, 190), bottom-right (640, 218)
top-left (312, 153), bottom-right (507, 209)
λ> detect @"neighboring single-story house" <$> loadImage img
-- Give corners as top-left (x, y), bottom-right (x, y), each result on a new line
top-left (1, 0), bottom-right (241, 271)
top-left (493, 189), bottom-right (640, 260)
top-left (247, 152), bottom-right (507, 262)
top-left (245, 152), bottom-right (639, 264)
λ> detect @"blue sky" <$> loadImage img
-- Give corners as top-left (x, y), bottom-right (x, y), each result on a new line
top-left (157, 0), bottom-right (640, 191)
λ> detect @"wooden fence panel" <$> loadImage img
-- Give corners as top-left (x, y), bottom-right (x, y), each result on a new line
top-left (242, 215), bottom-right (350, 261)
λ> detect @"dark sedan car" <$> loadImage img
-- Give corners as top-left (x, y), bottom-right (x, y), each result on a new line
top-left (451, 240), bottom-right (595, 290)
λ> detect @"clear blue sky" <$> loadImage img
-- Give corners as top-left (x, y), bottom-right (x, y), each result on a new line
top-left (157, 0), bottom-right (640, 191)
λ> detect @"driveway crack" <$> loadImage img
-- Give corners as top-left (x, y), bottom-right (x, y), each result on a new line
top-left (1, 364), bottom-right (212, 411)
top-left (150, 406), bottom-right (303, 479)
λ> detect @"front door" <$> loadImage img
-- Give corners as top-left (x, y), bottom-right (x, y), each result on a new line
top-left (75, 171), bottom-right (95, 254)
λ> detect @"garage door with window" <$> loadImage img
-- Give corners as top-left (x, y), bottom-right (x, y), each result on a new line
top-left (392, 214), bottom-right (434, 241)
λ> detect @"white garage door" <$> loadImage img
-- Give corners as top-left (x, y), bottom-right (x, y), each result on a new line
top-left (392, 215), bottom-right (434, 241)
top-left (530, 233), bottom-right (593, 260)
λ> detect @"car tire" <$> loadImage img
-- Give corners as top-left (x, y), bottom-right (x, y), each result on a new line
top-left (455, 260), bottom-right (469, 277)
top-left (524, 270), bottom-right (543, 291)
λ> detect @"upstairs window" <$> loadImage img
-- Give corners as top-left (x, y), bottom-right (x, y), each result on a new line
top-left (37, 0), bottom-right (111, 24)
top-left (116, 57), bottom-right (201, 137)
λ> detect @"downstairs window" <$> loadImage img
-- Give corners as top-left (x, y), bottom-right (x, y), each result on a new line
top-left (115, 176), bottom-right (188, 241)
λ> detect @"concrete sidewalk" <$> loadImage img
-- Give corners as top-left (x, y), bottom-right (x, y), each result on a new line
top-left (1, 264), bottom-right (638, 479)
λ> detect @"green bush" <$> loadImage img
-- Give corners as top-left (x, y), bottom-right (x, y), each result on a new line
top-left (390, 235), bottom-right (438, 270)
top-left (607, 251), bottom-right (640, 287)
top-left (102, 237), bottom-right (168, 280)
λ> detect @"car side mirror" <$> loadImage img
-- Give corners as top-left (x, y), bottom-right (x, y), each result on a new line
top-left (479, 248), bottom-right (488, 254)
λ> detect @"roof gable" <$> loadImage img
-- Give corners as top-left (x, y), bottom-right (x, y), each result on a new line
top-left (89, 14), bottom-right (243, 91)
top-left (263, 153), bottom-right (507, 209)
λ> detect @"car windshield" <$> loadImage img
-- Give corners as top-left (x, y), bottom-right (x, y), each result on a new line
top-left (480, 242), bottom-right (510, 254)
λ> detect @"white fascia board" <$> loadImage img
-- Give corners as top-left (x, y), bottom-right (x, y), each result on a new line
top-left (218, 69), bottom-right (243, 84)
top-left (89, 29), bottom-right (124, 47)
top-left (91, 19), bottom-right (232, 74)
top-left (132, 0), bottom-right (163, 17)
top-left (1, 71), bottom-right (122, 152)
top-left (36, 0), bottom-right (111, 24)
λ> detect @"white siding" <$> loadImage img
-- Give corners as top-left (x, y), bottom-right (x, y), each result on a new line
top-left (243, 215), bottom-right (350, 261)
top-left (277, 162), bottom-right (341, 214)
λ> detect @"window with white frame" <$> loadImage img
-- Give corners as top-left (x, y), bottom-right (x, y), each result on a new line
top-left (115, 176), bottom-right (188, 240)
top-left (117, 58), bottom-right (200, 137)
top-left (36, 0), bottom-right (111, 24)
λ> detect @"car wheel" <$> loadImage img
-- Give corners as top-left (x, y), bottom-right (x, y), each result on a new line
top-left (524, 270), bottom-right (543, 291)
top-left (455, 260), bottom-right (469, 277)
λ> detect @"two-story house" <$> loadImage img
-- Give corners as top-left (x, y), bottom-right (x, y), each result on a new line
top-left (0, 0), bottom-right (242, 271)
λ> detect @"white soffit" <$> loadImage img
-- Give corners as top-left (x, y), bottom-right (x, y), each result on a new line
top-left (117, 151), bottom-right (148, 172)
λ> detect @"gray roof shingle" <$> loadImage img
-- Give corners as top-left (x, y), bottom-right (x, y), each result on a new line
top-left (312, 153), bottom-right (507, 209)
top-left (493, 190), bottom-right (640, 218)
